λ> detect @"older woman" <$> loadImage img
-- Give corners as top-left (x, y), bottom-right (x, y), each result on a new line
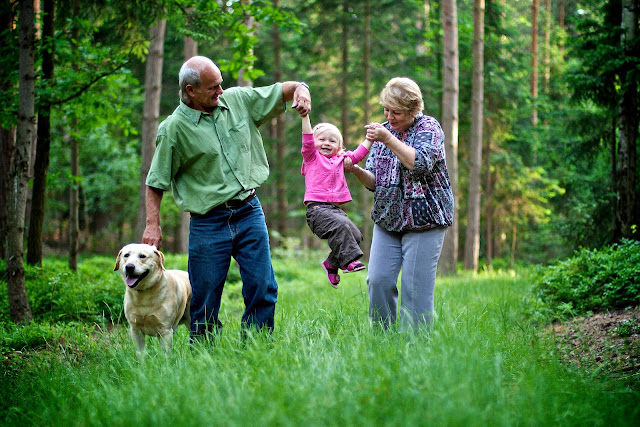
top-left (346, 77), bottom-right (454, 330)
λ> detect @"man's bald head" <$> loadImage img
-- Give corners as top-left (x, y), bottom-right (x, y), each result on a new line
top-left (179, 56), bottom-right (221, 104)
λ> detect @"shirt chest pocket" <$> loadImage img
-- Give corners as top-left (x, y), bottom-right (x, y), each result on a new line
top-left (228, 118), bottom-right (251, 153)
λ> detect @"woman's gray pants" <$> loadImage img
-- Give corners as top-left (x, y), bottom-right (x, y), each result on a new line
top-left (367, 224), bottom-right (447, 330)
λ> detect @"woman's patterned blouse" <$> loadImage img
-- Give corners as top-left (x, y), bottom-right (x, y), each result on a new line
top-left (365, 113), bottom-right (454, 232)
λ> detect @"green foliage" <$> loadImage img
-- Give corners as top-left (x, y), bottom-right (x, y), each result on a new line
top-left (0, 1), bottom-right (153, 127)
top-left (566, 0), bottom-right (625, 109)
top-left (490, 148), bottom-right (565, 228)
top-left (534, 239), bottom-right (640, 319)
top-left (0, 321), bottom-right (89, 353)
top-left (614, 318), bottom-right (640, 338)
top-left (0, 253), bottom-right (246, 326)
top-left (171, 0), bottom-right (302, 80)
top-left (0, 6), bottom-right (19, 129)
top-left (0, 257), bottom-right (123, 324)
top-left (43, 69), bottom-right (144, 251)
top-left (0, 322), bottom-right (57, 353)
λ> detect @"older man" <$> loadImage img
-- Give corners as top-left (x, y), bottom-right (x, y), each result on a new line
top-left (143, 56), bottom-right (311, 339)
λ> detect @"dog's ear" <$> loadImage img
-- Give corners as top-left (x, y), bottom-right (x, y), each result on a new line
top-left (155, 249), bottom-right (166, 271)
top-left (114, 250), bottom-right (123, 271)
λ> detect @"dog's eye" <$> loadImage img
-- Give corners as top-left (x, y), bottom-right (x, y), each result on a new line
top-left (123, 253), bottom-right (130, 258)
top-left (139, 254), bottom-right (146, 259)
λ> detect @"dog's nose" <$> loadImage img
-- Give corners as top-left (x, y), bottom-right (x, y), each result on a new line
top-left (125, 264), bottom-right (135, 274)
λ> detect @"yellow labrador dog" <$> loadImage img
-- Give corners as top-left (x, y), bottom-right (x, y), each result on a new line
top-left (114, 243), bottom-right (192, 352)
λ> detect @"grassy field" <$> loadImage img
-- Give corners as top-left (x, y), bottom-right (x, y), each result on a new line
top-left (2, 250), bottom-right (639, 426)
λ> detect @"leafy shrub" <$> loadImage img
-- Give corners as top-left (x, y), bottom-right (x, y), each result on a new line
top-left (613, 319), bottom-right (640, 337)
top-left (0, 250), bottom-right (310, 325)
top-left (0, 321), bottom-right (66, 352)
top-left (534, 239), bottom-right (640, 318)
top-left (0, 257), bottom-right (124, 324)
top-left (0, 249), bottom-right (316, 326)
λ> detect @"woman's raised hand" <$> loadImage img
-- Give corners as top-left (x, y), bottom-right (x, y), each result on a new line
top-left (343, 157), bottom-right (354, 173)
top-left (365, 123), bottom-right (391, 145)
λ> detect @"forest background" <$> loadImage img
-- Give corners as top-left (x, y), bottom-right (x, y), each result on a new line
top-left (1, 0), bottom-right (639, 323)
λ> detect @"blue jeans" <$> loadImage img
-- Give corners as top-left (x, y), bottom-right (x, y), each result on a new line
top-left (188, 196), bottom-right (277, 338)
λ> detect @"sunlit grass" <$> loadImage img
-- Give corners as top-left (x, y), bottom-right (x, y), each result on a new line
top-left (2, 252), bottom-right (639, 425)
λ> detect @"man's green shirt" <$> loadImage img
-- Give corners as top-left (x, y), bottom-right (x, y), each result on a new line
top-left (146, 83), bottom-right (285, 214)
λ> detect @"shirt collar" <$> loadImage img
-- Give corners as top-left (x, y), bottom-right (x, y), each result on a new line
top-left (178, 98), bottom-right (230, 126)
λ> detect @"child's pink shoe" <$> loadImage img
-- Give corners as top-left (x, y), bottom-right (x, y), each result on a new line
top-left (342, 260), bottom-right (366, 273)
top-left (321, 260), bottom-right (340, 288)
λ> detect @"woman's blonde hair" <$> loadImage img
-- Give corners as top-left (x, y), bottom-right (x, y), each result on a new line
top-left (379, 77), bottom-right (424, 118)
top-left (312, 122), bottom-right (344, 149)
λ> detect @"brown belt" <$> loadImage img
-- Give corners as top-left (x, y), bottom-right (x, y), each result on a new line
top-left (222, 189), bottom-right (256, 209)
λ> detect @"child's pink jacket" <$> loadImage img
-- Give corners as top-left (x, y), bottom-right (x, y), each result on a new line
top-left (301, 133), bottom-right (370, 204)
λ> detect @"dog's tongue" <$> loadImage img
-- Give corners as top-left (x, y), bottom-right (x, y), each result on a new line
top-left (125, 276), bottom-right (138, 287)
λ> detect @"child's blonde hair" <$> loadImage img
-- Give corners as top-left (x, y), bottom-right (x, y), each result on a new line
top-left (312, 122), bottom-right (344, 150)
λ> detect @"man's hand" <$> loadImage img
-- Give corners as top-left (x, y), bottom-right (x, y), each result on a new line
top-left (291, 83), bottom-right (311, 117)
top-left (142, 224), bottom-right (162, 249)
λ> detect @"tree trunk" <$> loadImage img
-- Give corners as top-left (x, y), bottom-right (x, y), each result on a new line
top-left (439, 0), bottom-right (459, 275)
top-left (25, 0), bottom-right (40, 240)
top-left (136, 19), bottom-right (166, 244)
top-left (340, 0), bottom-right (349, 138)
top-left (7, 0), bottom-right (35, 324)
top-left (179, 33), bottom-right (197, 253)
top-left (67, 0), bottom-right (80, 270)
top-left (0, 0), bottom-right (17, 258)
top-left (184, 36), bottom-right (197, 60)
top-left (27, 0), bottom-right (54, 266)
top-left (0, 126), bottom-right (15, 260)
top-left (433, 0), bottom-right (443, 121)
top-left (464, 0), bottom-right (484, 272)
top-left (530, 0), bottom-right (539, 126)
top-left (616, 0), bottom-right (638, 240)
top-left (338, 0), bottom-right (356, 256)
top-left (543, 0), bottom-right (551, 95)
top-left (360, 0), bottom-right (372, 260)
top-left (272, 0), bottom-right (288, 241)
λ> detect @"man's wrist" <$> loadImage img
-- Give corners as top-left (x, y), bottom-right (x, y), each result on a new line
top-left (145, 219), bottom-right (160, 227)
top-left (296, 82), bottom-right (309, 90)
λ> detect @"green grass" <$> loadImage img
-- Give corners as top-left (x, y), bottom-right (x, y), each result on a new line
top-left (2, 251), bottom-right (639, 426)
